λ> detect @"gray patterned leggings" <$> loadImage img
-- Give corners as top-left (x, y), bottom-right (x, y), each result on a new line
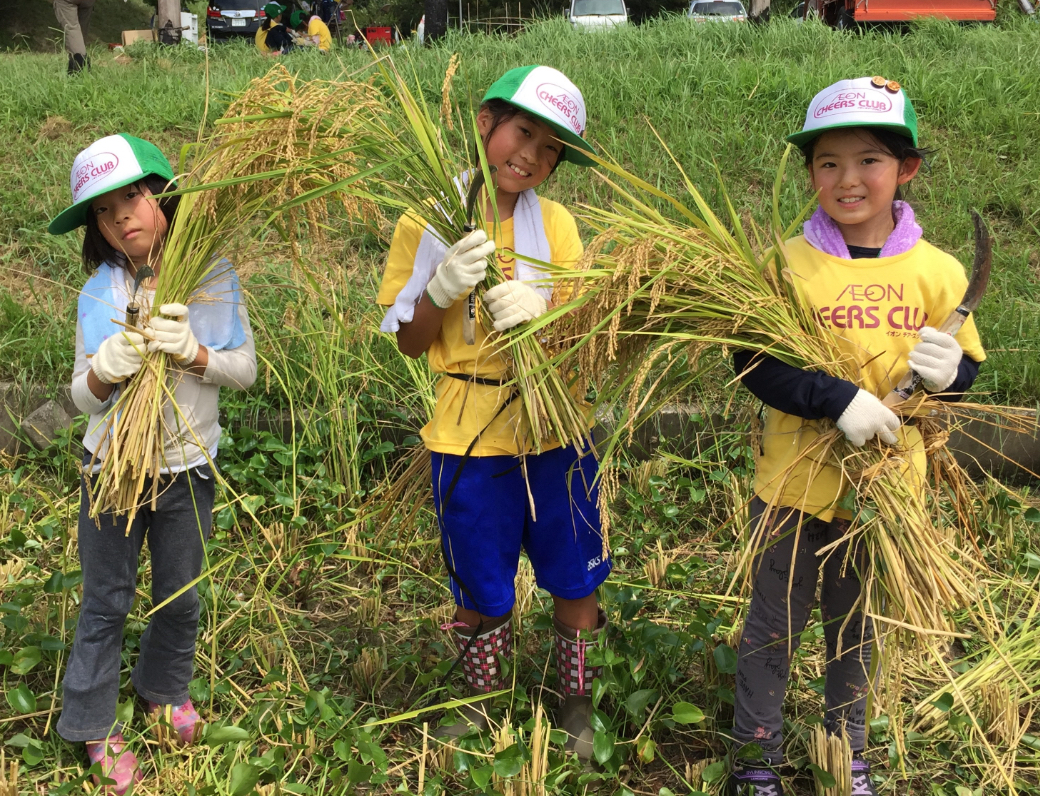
top-left (731, 497), bottom-right (873, 765)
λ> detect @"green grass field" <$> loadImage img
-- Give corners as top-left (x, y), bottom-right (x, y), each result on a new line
top-left (1, 15), bottom-right (1039, 796)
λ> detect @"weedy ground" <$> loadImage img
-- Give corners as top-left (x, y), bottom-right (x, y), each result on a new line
top-left (0, 13), bottom-right (1039, 796)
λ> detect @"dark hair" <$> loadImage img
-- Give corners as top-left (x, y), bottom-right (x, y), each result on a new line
top-left (800, 127), bottom-right (934, 200)
top-left (82, 174), bottom-right (179, 271)
top-left (477, 98), bottom-right (565, 179)
top-left (262, 13), bottom-right (280, 31)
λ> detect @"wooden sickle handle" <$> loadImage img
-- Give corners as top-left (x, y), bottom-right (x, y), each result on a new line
top-left (882, 308), bottom-right (968, 408)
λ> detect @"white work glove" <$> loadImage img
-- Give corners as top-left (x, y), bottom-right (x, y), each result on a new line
top-left (147, 303), bottom-right (200, 364)
top-left (425, 230), bottom-right (497, 309)
top-left (91, 331), bottom-right (146, 385)
top-left (483, 280), bottom-right (548, 332)
top-left (835, 389), bottom-right (901, 447)
top-left (908, 326), bottom-right (961, 392)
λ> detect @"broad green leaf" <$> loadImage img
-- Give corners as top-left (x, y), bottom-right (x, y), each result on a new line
top-left (713, 644), bottom-right (737, 675)
top-left (471, 765), bottom-right (493, 789)
top-left (932, 692), bottom-right (954, 713)
top-left (43, 571), bottom-right (65, 593)
top-left (228, 762), bottom-right (260, 796)
top-left (204, 725), bottom-right (250, 744)
top-left (6, 683), bottom-right (36, 714)
top-left (492, 755), bottom-right (523, 778)
top-left (736, 742), bottom-right (763, 760)
top-left (11, 646), bottom-right (41, 675)
top-left (870, 715), bottom-right (890, 734)
top-left (333, 739), bottom-right (351, 761)
top-left (116, 698), bottom-right (133, 723)
top-left (807, 763), bottom-right (836, 788)
top-left (701, 761), bottom-right (726, 783)
top-left (671, 701), bottom-right (705, 725)
top-left (625, 688), bottom-right (657, 718)
top-left (22, 741), bottom-right (44, 767)
top-left (593, 730), bottom-right (615, 765)
top-left (637, 736), bottom-right (656, 763)
top-left (347, 760), bottom-right (372, 784)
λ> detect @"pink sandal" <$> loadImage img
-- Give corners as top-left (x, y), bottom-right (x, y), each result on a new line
top-left (84, 733), bottom-right (143, 795)
top-left (148, 699), bottom-right (202, 745)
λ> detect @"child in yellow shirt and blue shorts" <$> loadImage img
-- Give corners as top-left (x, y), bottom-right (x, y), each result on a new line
top-left (377, 66), bottom-right (611, 763)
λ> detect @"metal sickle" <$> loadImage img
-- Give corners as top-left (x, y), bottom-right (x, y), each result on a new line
top-left (462, 166), bottom-right (497, 346)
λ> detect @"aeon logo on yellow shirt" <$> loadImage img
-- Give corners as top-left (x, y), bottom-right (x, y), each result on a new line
top-left (816, 282), bottom-right (929, 331)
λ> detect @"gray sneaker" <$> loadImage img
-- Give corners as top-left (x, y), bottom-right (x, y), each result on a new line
top-left (851, 755), bottom-right (879, 796)
top-left (730, 765), bottom-right (784, 796)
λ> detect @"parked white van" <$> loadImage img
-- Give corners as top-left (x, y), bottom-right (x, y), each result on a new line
top-left (569, 0), bottom-right (628, 29)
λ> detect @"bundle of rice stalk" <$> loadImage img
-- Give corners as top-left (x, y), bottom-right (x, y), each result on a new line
top-left (543, 141), bottom-right (993, 640)
top-left (912, 579), bottom-right (1040, 735)
top-left (359, 56), bottom-right (592, 453)
top-left (0, 750), bottom-right (18, 796)
top-left (88, 66), bottom-right (385, 525)
top-left (808, 724), bottom-right (851, 796)
top-left (490, 704), bottom-right (550, 796)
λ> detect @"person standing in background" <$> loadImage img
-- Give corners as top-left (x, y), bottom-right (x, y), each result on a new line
top-left (54, 0), bottom-right (94, 73)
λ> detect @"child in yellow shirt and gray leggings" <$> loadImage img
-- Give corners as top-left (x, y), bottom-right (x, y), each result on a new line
top-left (729, 78), bottom-right (986, 796)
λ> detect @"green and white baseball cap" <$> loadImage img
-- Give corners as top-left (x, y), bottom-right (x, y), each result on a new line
top-left (49, 133), bottom-right (176, 235)
top-left (482, 65), bottom-right (596, 167)
top-left (787, 76), bottom-right (919, 148)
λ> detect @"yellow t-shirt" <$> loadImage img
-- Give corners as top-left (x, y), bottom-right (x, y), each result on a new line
top-left (308, 16), bottom-right (332, 50)
top-left (255, 25), bottom-right (269, 51)
top-left (376, 197), bottom-right (583, 456)
top-left (754, 236), bottom-right (987, 520)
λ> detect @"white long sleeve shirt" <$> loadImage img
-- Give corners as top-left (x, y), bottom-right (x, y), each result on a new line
top-left (71, 281), bottom-right (257, 473)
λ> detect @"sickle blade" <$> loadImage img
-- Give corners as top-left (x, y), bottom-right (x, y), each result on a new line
top-left (464, 165), bottom-right (497, 230)
top-left (959, 210), bottom-right (992, 313)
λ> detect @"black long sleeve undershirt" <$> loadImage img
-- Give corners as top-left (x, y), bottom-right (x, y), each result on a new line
top-left (732, 350), bottom-right (981, 422)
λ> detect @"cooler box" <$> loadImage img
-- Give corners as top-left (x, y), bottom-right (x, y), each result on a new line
top-left (365, 26), bottom-right (392, 45)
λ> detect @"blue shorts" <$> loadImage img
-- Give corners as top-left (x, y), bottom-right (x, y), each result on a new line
top-left (431, 444), bottom-right (612, 617)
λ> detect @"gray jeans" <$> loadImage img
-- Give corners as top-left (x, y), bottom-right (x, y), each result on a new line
top-left (731, 497), bottom-right (873, 765)
top-left (56, 458), bottom-right (214, 742)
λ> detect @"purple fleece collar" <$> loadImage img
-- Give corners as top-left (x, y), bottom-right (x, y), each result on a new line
top-left (803, 201), bottom-right (922, 259)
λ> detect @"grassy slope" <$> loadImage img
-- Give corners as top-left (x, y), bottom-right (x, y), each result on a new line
top-left (1, 18), bottom-right (1039, 796)
top-left (1, 17), bottom-right (1039, 403)
top-left (0, 0), bottom-right (161, 51)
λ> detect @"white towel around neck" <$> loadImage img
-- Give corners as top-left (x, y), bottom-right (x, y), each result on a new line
top-left (380, 181), bottom-right (553, 334)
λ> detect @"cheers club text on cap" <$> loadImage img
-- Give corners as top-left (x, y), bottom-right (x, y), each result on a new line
top-left (48, 134), bottom-right (176, 236)
top-left (481, 65), bottom-right (597, 167)
top-left (787, 76), bottom-right (919, 148)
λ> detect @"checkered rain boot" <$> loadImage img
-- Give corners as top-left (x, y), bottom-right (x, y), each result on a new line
top-left (554, 610), bottom-right (607, 762)
top-left (435, 615), bottom-right (512, 740)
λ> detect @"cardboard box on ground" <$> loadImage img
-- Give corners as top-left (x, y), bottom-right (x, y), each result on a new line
top-left (121, 29), bottom-right (156, 45)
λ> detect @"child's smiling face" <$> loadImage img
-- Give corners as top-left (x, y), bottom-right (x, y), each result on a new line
top-left (477, 107), bottom-right (562, 200)
top-left (91, 182), bottom-right (169, 270)
top-left (808, 128), bottom-right (921, 248)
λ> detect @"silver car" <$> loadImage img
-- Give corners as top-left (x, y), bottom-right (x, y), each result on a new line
top-left (688, 0), bottom-right (748, 21)
top-left (569, 0), bottom-right (629, 29)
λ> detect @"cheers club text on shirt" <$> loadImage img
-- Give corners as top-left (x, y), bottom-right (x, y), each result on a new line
top-left (814, 282), bottom-right (929, 331)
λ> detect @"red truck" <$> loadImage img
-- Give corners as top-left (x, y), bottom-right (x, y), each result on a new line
top-left (795, 0), bottom-right (997, 26)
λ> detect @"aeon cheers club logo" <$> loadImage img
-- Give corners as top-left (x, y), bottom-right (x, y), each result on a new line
top-left (813, 88), bottom-right (893, 120)
top-left (73, 152), bottom-right (120, 198)
top-left (535, 83), bottom-right (584, 135)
